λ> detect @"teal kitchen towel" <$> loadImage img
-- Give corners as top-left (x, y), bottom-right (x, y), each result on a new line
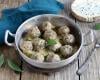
top-left (0, 0), bottom-right (64, 44)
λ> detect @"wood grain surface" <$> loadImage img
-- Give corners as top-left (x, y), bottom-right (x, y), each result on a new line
top-left (0, 0), bottom-right (100, 80)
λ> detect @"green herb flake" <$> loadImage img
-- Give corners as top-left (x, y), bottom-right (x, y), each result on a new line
top-left (95, 23), bottom-right (100, 30)
top-left (47, 39), bottom-right (57, 46)
top-left (0, 54), bottom-right (4, 67)
top-left (7, 59), bottom-right (23, 72)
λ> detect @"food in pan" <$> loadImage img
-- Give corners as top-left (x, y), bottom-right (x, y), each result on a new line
top-left (27, 25), bottom-right (41, 38)
top-left (41, 21), bottom-right (55, 31)
top-left (32, 38), bottom-right (46, 51)
top-left (60, 45), bottom-right (73, 57)
top-left (62, 34), bottom-right (75, 44)
top-left (19, 21), bottom-right (78, 62)
top-left (58, 25), bottom-right (70, 35)
top-left (43, 30), bottom-right (57, 40)
top-left (19, 39), bottom-right (33, 51)
top-left (46, 52), bottom-right (61, 62)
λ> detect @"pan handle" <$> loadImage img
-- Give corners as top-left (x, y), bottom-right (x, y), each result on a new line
top-left (5, 30), bottom-right (15, 47)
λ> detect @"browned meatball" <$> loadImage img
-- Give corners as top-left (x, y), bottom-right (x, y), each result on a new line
top-left (31, 53), bottom-right (44, 62)
top-left (19, 39), bottom-right (33, 51)
top-left (43, 30), bottom-right (57, 40)
top-left (32, 38), bottom-right (46, 51)
top-left (58, 26), bottom-right (70, 35)
top-left (46, 52), bottom-right (61, 62)
top-left (27, 26), bottom-right (41, 38)
top-left (41, 21), bottom-right (55, 31)
top-left (60, 45), bottom-right (73, 57)
top-left (63, 34), bottom-right (75, 44)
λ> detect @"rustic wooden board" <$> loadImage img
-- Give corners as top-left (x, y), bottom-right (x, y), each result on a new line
top-left (0, 46), bottom-right (20, 80)
top-left (0, 0), bottom-right (28, 80)
top-left (77, 21), bottom-right (100, 79)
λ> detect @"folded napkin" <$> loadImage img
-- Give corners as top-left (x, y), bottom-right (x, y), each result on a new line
top-left (0, 0), bottom-right (64, 44)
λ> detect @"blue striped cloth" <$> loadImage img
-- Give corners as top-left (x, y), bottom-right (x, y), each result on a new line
top-left (0, 0), bottom-right (64, 44)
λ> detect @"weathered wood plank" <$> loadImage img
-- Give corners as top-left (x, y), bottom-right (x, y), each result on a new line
top-left (0, 46), bottom-right (20, 80)
top-left (76, 20), bottom-right (100, 80)
top-left (21, 0), bottom-right (79, 80)
top-left (0, 0), bottom-right (28, 80)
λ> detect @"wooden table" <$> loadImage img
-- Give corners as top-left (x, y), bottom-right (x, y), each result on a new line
top-left (0, 0), bottom-right (100, 80)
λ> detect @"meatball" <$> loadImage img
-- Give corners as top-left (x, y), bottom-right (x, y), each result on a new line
top-left (46, 53), bottom-right (61, 62)
top-left (63, 34), bottom-right (75, 44)
top-left (27, 26), bottom-right (41, 38)
top-left (39, 49), bottom-right (49, 57)
top-left (58, 26), bottom-right (70, 35)
top-left (60, 45), bottom-right (73, 57)
top-left (19, 39), bottom-right (33, 51)
top-left (48, 40), bottom-right (62, 52)
top-left (43, 30), bottom-right (57, 40)
top-left (31, 53), bottom-right (44, 62)
top-left (32, 38), bottom-right (46, 51)
top-left (41, 21), bottom-right (55, 31)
